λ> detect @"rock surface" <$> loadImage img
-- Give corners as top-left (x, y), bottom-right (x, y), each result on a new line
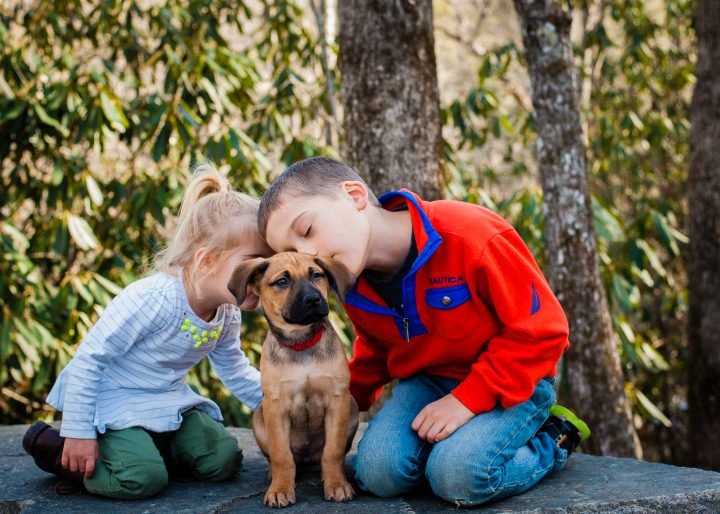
top-left (2, 424), bottom-right (720, 513)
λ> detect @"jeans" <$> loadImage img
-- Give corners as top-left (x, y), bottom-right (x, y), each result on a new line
top-left (84, 409), bottom-right (242, 499)
top-left (353, 375), bottom-right (566, 507)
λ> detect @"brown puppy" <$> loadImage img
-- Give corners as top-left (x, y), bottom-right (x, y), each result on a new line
top-left (228, 252), bottom-right (359, 508)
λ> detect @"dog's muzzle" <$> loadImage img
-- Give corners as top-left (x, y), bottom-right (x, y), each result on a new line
top-left (283, 287), bottom-right (329, 325)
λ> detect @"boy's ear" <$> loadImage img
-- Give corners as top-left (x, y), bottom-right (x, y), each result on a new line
top-left (227, 258), bottom-right (270, 305)
top-left (342, 181), bottom-right (369, 210)
top-left (314, 257), bottom-right (356, 300)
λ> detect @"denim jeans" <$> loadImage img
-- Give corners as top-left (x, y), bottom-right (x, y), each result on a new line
top-left (353, 374), bottom-right (566, 507)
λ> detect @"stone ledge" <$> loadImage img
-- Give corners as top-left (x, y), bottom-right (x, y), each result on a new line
top-left (2, 424), bottom-right (720, 513)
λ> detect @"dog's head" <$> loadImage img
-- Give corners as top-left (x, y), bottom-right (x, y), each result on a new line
top-left (227, 252), bottom-right (355, 331)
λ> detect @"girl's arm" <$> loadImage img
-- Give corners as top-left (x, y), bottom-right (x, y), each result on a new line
top-left (207, 311), bottom-right (262, 410)
top-left (59, 282), bottom-right (175, 438)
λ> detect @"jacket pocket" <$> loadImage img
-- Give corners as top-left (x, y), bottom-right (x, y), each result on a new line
top-left (425, 283), bottom-right (472, 310)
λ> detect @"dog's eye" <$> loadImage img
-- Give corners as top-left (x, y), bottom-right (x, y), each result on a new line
top-left (310, 271), bottom-right (323, 281)
top-left (273, 277), bottom-right (290, 288)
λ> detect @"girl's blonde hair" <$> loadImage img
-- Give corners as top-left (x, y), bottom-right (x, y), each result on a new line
top-left (152, 161), bottom-right (260, 280)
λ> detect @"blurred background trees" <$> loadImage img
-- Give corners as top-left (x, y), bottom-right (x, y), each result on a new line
top-left (687, 0), bottom-right (720, 471)
top-left (1, 0), bottom-right (706, 467)
top-left (513, 0), bottom-right (640, 458)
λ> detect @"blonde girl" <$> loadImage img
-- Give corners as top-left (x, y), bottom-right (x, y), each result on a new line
top-left (23, 162), bottom-right (271, 499)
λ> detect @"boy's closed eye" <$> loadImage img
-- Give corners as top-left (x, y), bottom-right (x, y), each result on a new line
top-left (304, 225), bottom-right (312, 238)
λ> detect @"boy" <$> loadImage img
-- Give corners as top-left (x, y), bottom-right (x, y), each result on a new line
top-left (257, 157), bottom-right (589, 506)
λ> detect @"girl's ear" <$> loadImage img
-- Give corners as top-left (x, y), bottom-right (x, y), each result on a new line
top-left (342, 181), bottom-right (369, 210)
top-left (193, 247), bottom-right (214, 273)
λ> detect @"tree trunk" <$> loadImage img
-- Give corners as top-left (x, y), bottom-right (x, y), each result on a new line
top-left (687, 0), bottom-right (720, 471)
top-left (337, 0), bottom-right (443, 199)
top-left (513, 0), bottom-right (642, 458)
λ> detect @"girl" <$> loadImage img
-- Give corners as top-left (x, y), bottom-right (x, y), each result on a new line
top-left (23, 162), bottom-right (271, 499)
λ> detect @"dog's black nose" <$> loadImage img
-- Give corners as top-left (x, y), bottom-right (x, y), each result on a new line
top-left (303, 292), bottom-right (322, 306)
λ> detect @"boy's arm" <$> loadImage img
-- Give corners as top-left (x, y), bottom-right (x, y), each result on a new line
top-left (348, 326), bottom-right (392, 412)
top-left (59, 286), bottom-right (174, 438)
top-left (451, 228), bottom-right (570, 414)
top-left (207, 312), bottom-right (263, 410)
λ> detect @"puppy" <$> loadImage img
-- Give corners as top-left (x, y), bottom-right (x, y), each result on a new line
top-left (228, 252), bottom-right (359, 508)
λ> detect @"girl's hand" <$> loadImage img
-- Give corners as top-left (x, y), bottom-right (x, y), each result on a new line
top-left (62, 437), bottom-right (99, 478)
top-left (411, 393), bottom-right (474, 443)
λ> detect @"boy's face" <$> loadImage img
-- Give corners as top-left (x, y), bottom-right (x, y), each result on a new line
top-left (263, 182), bottom-right (371, 278)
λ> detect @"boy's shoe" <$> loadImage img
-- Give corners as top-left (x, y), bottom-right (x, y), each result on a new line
top-left (22, 421), bottom-right (85, 491)
top-left (538, 404), bottom-right (591, 455)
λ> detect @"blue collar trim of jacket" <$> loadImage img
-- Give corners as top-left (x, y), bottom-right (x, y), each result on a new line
top-left (344, 190), bottom-right (442, 340)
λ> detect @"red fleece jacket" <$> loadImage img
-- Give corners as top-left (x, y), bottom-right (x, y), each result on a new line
top-left (343, 190), bottom-right (569, 414)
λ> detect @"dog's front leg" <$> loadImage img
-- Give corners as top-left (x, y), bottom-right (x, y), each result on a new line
top-left (263, 397), bottom-right (296, 508)
top-left (321, 392), bottom-right (355, 502)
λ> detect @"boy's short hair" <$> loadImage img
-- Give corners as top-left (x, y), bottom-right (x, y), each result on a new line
top-left (258, 157), bottom-right (379, 238)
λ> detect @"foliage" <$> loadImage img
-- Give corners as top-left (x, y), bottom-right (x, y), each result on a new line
top-left (0, 0), bottom-right (332, 426)
top-left (442, 0), bottom-right (694, 463)
top-left (0, 0), bottom-right (698, 467)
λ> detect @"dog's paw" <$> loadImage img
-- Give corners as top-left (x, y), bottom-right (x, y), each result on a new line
top-left (324, 479), bottom-right (355, 502)
top-left (264, 484), bottom-right (296, 508)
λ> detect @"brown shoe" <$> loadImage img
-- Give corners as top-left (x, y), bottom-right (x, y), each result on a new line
top-left (23, 422), bottom-right (85, 487)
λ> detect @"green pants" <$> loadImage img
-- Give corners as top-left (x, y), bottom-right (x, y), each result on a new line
top-left (84, 409), bottom-right (242, 500)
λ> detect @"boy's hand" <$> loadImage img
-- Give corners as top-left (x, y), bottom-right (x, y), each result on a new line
top-left (411, 393), bottom-right (474, 443)
top-left (62, 437), bottom-right (99, 478)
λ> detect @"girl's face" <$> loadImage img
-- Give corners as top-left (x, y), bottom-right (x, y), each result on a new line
top-left (202, 231), bottom-right (273, 311)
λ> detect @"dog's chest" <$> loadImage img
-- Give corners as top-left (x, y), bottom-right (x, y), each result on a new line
top-left (276, 368), bottom-right (343, 430)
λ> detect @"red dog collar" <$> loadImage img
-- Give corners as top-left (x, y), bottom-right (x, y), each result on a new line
top-left (280, 323), bottom-right (325, 351)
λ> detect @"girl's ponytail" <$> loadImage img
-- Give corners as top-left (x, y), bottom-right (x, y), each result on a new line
top-left (151, 161), bottom-right (260, 278)
top-left (176, 162), bottom-right (231, 228)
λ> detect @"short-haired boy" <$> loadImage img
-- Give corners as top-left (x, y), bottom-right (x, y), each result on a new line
top-left (258, 157), bottom-right (589, 506)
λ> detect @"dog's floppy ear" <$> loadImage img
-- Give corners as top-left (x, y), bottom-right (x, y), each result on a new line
top-left (314, 257), bottom-right (356, 300)
top-left (227, 258), bottom-right (270, 306)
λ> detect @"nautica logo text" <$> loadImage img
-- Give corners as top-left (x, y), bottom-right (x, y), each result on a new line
top-left (429, 276), bottom-right (464, 285)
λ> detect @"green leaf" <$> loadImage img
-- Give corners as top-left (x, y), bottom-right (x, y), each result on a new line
top-left (612, 274), bottom-right (639, 312)
top-left (100, 90), bottom-right (129, 132)
top-left (640, 342), bottom-right (670, 371)
top-left (1, 222), bottom-right (30, 252)
top-left (67, 214), bottom-right (98, 251)
top-left (85, 175), bottom-right (103, 206)
top-left (651, 211), bottom-right (682, 256)
top-left (33, 102), bottom-right (70, 137)
top-left (178, 102), bottom-right (202, 128)
top-left (71, 276), bottom-right (94, 304)
top-left (153, 122), bottom-right (171, 162)
top-left (30, 319), bottom-right (55, 351)
top-left (2, 100), bottom-right (27, 121)
top-left (0, 73), bottom-right (15, 99)
top-left (500, 114), bottom-right (514, 133)
top-left (201, 77), bottom-right (225, 114)
top-left (0, 320), bottom-right (11, 359)
top-left (628, 111), bottom-right (645, 130)
top-left (618, 319), bottom-right (636, 344)
top-left (592, 197), bottom-right (624, 242)
top-left (13, 319), bottom-right (41, 365)
top-left (635, 389), bottom-right (672, 427)
top-left (93, 274), bottom-right (123, 296)
top-left (636, 239), bottom-right (667, 278)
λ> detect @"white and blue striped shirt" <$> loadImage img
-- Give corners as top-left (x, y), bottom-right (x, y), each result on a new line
top-left (47, 272), bottom-right (262, 439)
